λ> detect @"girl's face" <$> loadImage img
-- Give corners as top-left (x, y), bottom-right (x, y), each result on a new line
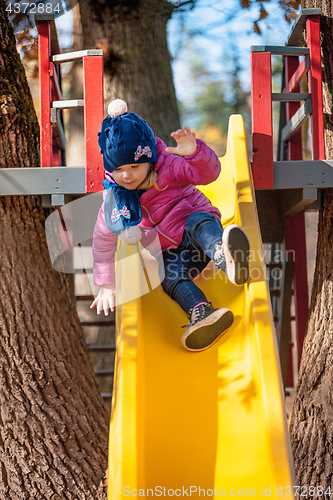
top-left (112, 162), bottom-right (150, 190)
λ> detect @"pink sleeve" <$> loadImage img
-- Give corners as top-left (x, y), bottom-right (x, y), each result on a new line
top-left (92, 197), bottom-right (118, 286)
top-left (162, 139), bottom-right (221, 186)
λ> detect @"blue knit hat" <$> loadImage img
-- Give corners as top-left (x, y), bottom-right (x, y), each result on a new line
top-left (98, 99), bottom-right (158, 172)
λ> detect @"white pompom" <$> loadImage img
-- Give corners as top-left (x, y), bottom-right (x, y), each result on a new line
top-left (108, 99), bottom-right (128, 118)
top-left (119, 226), bottom-right (142, 244)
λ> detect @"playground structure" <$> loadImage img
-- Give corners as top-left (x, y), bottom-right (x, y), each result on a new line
top-left (2, 6), bottom-right (332, 498)
top-left (0, 13), bottom-right (104, 206)
top-left (251, 8), bottom-right (324, 387)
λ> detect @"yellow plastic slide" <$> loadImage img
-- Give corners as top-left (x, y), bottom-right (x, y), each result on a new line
top-left (108, 115), bottom-right (295, 499)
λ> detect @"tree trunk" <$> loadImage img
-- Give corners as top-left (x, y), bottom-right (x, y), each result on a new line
top-left (0, 2), bottom-right (108, 498)
top-left (289, 0), bottom-right (333, 492)
top-left (78, 0), bottom-right (180, 144)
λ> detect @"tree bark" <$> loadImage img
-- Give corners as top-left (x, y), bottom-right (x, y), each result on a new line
top-left (78, 0), bottom-right (180, 144)
top-left (289, 0), bottom-right (333, 493)
top-left (0, 2), bottom-right (109, 498)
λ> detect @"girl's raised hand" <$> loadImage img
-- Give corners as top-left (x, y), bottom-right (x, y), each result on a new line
top-left (165, 126), bottom-right (197, 156)
top-left (90, 285), bottom-right (116, 316)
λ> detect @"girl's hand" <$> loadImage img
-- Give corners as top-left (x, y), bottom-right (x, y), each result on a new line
top-left (165, 126), bottom-right (197, 156)
top-left (90, 285), bottom-right (116, 316)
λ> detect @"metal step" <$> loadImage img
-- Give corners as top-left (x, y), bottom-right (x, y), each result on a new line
top-left (87, 344), bottom-right (116, 352)
top-left (52, 49), bottom-right (103, 64)
top-left (281, 100), bottom-right (312, 143)
top-left (101, 392), bottom-right (113, 399)
top-left (94, 369), bottom-right (115, 376)
top-left (272, 93), bottom-right (311, 102)
top-left (286, 8), bottom-right (322, 47)
top-left (266, 262), bottom-right (283, 270)
top-left (52, 99), bottom-right (84, 109)
top-left (81, 321), bottom-right (115, 327)
top-left (251, 45), bottom-right (309, 56)
top-left (273, 160), bottom-right (333, 190)
top-left (76, 300), bottom-right (115, 324)
top-left (0, 167), bottom-right (85, 196)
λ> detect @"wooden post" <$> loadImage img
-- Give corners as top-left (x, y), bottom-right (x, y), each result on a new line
top-left (285, 211), bottom-right (309, 376)
top-left (83, 56), bottom-right (105, 193)
top-left (38, 21), bottom-right (52, 168)
top-left (251, 51), bottom-right (274, 189)
top-left (307, 15), bottom-right (325, 160)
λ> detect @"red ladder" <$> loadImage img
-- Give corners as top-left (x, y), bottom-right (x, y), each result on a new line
top-left (36, 14), bottom-right (104, 194)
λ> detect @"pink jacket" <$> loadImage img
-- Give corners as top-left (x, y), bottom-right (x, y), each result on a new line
top-left (93, 137), bottom-right (221, 286)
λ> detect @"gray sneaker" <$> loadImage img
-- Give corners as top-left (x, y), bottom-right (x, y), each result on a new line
top-left (181, 302), bottom-right (234, 352)
top-left (214, 225), bottom-right (250, 286)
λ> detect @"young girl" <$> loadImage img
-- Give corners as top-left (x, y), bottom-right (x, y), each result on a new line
top-left (90, 99), bottom-right (250, 352)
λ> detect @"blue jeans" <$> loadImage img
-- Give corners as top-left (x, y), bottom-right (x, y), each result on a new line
top-left (160, 211), bottom-right (223, 314)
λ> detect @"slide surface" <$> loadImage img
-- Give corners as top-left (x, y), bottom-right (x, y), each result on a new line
top-left (108, 116), bottom-right (294, 499)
